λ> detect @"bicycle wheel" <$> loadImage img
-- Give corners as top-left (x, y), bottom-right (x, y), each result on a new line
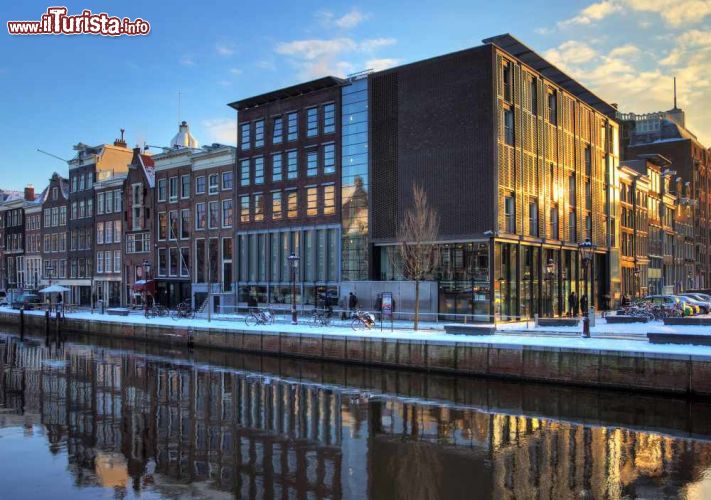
top-left (171, 309), bottom-right (180, 321)
top-left (246, 315), bottom-right (258, 327)
top-left (351, 318), bottom-right (362, 331)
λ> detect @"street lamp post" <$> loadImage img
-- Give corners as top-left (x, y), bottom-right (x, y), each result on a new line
top-left (288, 253), bottom-right (300, 325)
top-left (142, 259), bottom-right (151, 316)
top-left (545, 258), bottom-right (555, 317)
top-left (578, 238), bottom-right (594, 338)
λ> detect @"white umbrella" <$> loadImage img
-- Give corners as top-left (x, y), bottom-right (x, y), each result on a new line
top-left (39, 285), bottom-right (70, 293)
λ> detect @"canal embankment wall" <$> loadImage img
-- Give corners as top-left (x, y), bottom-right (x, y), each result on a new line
top-left (3, 310), bottom-right (711, 396)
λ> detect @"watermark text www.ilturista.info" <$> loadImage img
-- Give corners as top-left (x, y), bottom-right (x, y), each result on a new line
top-left (7, 7), bottom-right (150, 36)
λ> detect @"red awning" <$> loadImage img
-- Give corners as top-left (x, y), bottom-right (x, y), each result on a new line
top-left (132, 280), bottom-right (155, 293)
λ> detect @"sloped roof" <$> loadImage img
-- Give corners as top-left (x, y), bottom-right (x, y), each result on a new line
top-left (482, 33), bottom-right (618, 117)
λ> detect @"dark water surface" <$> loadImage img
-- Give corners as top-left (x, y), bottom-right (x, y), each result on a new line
top-left (2, 331), bottom-right (711, 499)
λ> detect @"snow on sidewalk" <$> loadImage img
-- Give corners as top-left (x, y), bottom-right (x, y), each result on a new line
top-left (4, 307), bottom-right (711, 358)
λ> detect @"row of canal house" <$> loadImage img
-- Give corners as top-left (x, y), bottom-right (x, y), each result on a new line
top-left (0, 33), bottom-right (709, 319)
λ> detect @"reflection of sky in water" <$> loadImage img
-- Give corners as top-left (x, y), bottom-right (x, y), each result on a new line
top-left (2, 334), bottom-right (711, 499)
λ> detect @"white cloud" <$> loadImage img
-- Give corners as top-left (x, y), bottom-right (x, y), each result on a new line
top-left (275, 37), bottom-right (397, 79)
top-left (366, 58), bottom-right (400, 71)
top-left (609, 44), bottom-right (640, 58)
top-left (229, 67), bottom-right (243, 75)
top-left (544, 41), bottom-right (598, 70)
top-left (335, 8), bottom-right (368, 29)
top-left (626, 0), bottom-right (711, 26)
top-left (216, 42), bottom-right (235, 56)
top-left (558, 1), bottom-right (621, 27)
top-left (358, 37), bottom-right (396, 51)
top-left (203, 119), bottom-right (236, 145)
top-left (179, 55), bottom-right (195, 66)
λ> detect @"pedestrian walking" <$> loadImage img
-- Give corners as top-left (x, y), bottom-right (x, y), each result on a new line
top-left (580, 294), bottom-right (588, 315)
top-left (569, 291), bottom-right (578, 317)
top-left (348, 292), bottom-right (358, 312)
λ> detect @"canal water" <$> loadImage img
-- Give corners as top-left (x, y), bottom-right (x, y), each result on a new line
top-left (1, 332), bottom-right (711, 499)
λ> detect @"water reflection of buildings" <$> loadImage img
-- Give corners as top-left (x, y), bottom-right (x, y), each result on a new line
top-left (2, 335), bottom-right (711, 499)
top-left (368, 400), bottom-right (711, 499)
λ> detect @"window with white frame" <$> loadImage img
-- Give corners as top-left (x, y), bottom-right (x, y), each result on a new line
top-left (222, 199), bottom-right (233, 227)
top-left (209, 174), bottom-right (219, 194)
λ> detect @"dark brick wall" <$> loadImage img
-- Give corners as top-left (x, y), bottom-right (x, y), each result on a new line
top-left (370, 45), bottom-right (496, 242)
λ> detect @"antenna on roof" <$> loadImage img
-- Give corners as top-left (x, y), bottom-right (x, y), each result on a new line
top-left (673, 77), bottom-right (677, 109)
top-left (36, 148), bottom-right (68, 163)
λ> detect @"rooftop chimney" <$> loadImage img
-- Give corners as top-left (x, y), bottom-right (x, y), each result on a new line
top-left (114, 128), bottom-right (128, 148)
top-left (24, 184), bottom-right (35, 201)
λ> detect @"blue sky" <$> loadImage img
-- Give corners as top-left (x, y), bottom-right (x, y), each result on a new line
top-left (1, 0), bottom-right (710, 191)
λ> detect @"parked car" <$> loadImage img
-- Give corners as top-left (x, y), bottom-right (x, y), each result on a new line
top-left (11, 293), bottom-right (42, 310)
top-left (680, 293), bottom-right (711, 313)
top-left (675, 295), bottom-right (701, 315)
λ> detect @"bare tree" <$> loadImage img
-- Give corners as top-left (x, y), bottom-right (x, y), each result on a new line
top-left (395, 184), bottom-right (440, 330)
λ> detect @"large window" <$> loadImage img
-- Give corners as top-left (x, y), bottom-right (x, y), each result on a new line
top-left (222, 171), bottom-right (233, 190)
top-left (195, 202), bottom-right (206, 230)
top-left (307, 149), bottom-right (318, 176)
top-left (569, 210), bottom-right (577, 242)
top-left (272, 116), bottom-right (283, 144)
top-left (208, 201), bottom-right (219, 229)
top-left (97, 193), bottom-right (105, 214)
top-left (158, 212), bottom-right (168, 240)
top-left (307, 107), bottom-right (318, 137)
top-left (323, 103), bottom-right (335, 133)
top-left (254, 157), bottom-right (264, 184)
top-left (548, 89), bottom-right (557, 125)
top-left (569, 173), bottom-right (576, 207)
top-left (287, 191), bottom-right (298, 218)
top-left (323, 184), bottom-right (335, 215)
top-left (105, 190), bottom-right (114, 214)
top-left (240, 159), bottom-right (250, 186)
top-left (240, 195), bottom-right (249, 222)
top-left (529, 200), bottom-right (538, 237)
top-left (180, 209), bottom-right (190, 239)
top-left (307, 187), bottom-right (318, 216)
top-left (240, 122), bottom-right (250, 150)
top-left (157, 178), bottom-right (167, 201)
top-left (550, 206), bottom-right (559, 240)
top-left (254, 194), bottom-right (264, 222)
top-left (254, 119), bottom-right (264, 148)
top-left (222, 199), bottom-right (233, 227)
top-left (181, 174), bottom-right (190, 198)
top-left (158, 248), bottom-right (167, 276)
top-left (324, 143), bottom-right (335, 174)
top-left (195, 239), bottom-right (205, 282)
top-left (196, 176), bottom-right (206, 194)
top-left (169, 176), bottom-right (179, 201)
top-left (272, 153), bottom-right (282, 182)
top-left (222, 238), bottom-right (233, 291)
top-left (272, 192), bottom-right (282, 220)
top-left (180, 248), bottom-right (189, 277)
top-left (287, 150), bottom-right (298, 179)
top-left (504, 195), bottom-right (515, 233)
top-left (503, 108), bottom-right (514, 146)
top-left (169, 211), bottom-right (179, 240)
top-left (287, 112), bottom-right (298, 141)
top-left (208, 174), bottom-right (219, 195)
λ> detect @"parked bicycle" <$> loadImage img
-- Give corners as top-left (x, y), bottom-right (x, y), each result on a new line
top-left (310, 308), bottom-right (333, 327)
top-left (245, 308), bottom-right (274, 326)
top-left (351, 309), bottom-right (376, 331)
top-left (145, 304), bottom-right (169, 319)
top-left (171, 299), bottom-right (195, 320)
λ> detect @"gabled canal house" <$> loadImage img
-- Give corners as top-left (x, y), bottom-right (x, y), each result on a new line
top-left (41, 173), bottom-right (69, 294)
top-left (93, 170), bottom-right (126, 307)
top-left (152, 122), bottom-right (199, 308)
top-left (67, 136), bottom-right (132, 306)
top-left (190, 143), bottom-right (236, 313)
top-left (122, 148), bottom-right (155, 307)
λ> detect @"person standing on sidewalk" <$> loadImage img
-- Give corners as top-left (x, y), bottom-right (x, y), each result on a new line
top-left (569, 291), bottom-right (578, 317)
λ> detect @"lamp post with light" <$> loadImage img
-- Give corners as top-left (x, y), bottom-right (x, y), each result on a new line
top-left (578, 238), bottom-right (594, 338)
top-left (288, 253), bottom-right (300, 324)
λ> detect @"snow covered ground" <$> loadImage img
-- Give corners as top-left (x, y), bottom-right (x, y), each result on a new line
top-left (3, 306), bottom-right (711, 358)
